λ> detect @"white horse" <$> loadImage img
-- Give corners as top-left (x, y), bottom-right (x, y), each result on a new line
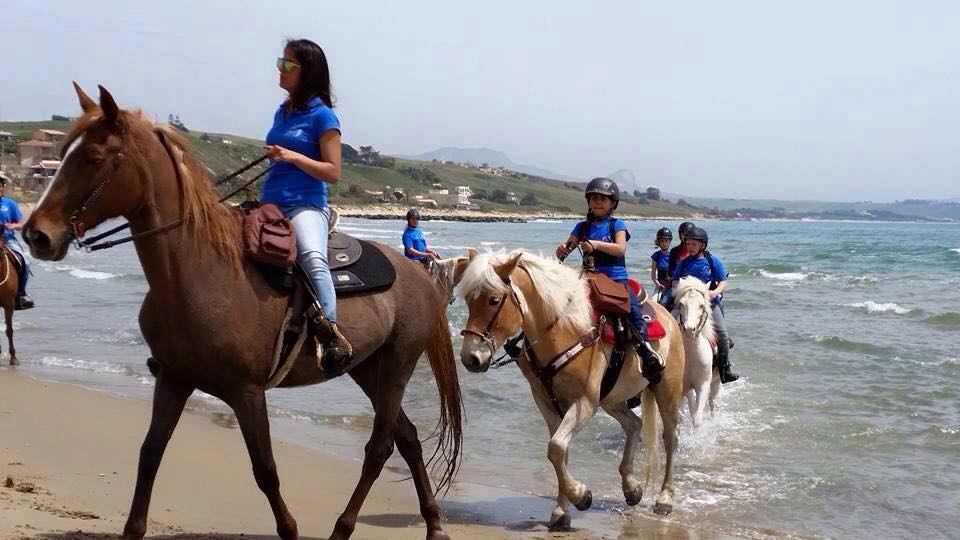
top-left (673, 276), bottom-right (720, 428)
top-left (454, 250), bottom-right (685, 529)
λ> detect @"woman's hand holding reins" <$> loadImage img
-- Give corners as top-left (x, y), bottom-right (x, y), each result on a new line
top-left (264, 144), bottom-right (303, 164)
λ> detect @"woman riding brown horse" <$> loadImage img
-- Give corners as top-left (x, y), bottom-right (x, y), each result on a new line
top-left (22, 84), bottom-right (462, 540)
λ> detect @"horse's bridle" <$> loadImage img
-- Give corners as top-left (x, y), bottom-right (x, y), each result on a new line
top-left (460, 279), bottom-right (523, 358)
top-left (676, 286), bottom-right (710, 336)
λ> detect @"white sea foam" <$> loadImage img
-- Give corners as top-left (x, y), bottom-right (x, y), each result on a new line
top-left (336, 226), bottom-right (401, 234)
top-left (480, 241), bottom-right (500, 246)
top-left (843, 301), bottom-right (912, 315)
top-left (756, 270), bottom-right (817, 281)
top-left (529, 219), bottom-right (563, 223)
top-left (69, 268), bottom-right (122, 280)
top-left (950, 248), bottom-right (960, 254)
top-left (349, 233), bottom-right (394, 240)
top-left (30, 356), bottom-right (134, 375)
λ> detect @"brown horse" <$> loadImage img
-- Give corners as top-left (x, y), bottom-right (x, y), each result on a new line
top-left (0, 246), bottom-right (18, 364)
top-left (22, 84), bottom-right (462, 540)
top-left (454, 250), bottom-right (684, 529)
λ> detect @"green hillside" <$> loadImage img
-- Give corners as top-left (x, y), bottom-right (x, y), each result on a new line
top-left (1, 120), bottom-right (695, 217)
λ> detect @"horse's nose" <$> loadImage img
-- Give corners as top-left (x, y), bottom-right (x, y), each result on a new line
top-left (462, 351), bottom-right (483, 372)
top-left (22, 224), bottom-right (51, 253)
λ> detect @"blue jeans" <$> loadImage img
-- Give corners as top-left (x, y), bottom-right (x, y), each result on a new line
top-left (615, 279), bottom-right (648, 342)
top-left (658, 283), bottom-right (674, 308)
top-left (4, 237), bottom-right (29, 297)
top-left (282, 206), bottom-right (337, 323)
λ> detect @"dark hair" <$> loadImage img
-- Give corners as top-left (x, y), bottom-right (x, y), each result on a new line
top-left (283, 38), bottom-right (334, 114)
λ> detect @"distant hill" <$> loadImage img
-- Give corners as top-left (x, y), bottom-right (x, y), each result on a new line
top-left (606, 169), bottom-right (643, 193)
top-left (409, 147), bottom-right (578, 182)
top-left (1, 120), bottom-right (696, 218)
top-left (679, 196), bottom-right (960, 222)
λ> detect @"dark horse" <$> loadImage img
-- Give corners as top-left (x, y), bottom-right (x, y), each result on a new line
top-left (22, 84), bottom-right (463, 540)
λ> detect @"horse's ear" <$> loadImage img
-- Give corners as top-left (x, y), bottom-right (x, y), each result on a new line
top-left (73, 82), bottom-right (97, 113)
top-left (453, 257), bottom-right (470, 285)
top-left (494, 252), bottom-right (522, 281)
top-left (467, 247), bottom-right (478, 261)
top-left (97, 85), bottom-right (120, 130)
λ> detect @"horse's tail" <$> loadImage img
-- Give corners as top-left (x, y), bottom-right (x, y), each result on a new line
top-left (423, 307), bottom-right (464, 494)
top-left (640, 386), bottom-right (663, 493)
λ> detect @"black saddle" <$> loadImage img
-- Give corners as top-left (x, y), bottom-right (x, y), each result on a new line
top-left (326, 232), bottom-right (396, 293)
top-left (256, 232), bottom-right (397, 296)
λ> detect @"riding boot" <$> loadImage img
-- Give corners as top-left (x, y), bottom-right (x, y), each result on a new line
top-left (633, 339), bottom-right (664, 387)
top-left (308, 304), bottom-right (353, 373)
top-left (715, 341), bottom-right (739, 384)
top-left (14, 294), bottom-right (34, 311)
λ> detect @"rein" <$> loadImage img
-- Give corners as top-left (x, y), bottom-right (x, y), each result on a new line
top-left (463, 263), bottom-right (600, 415)
top-left (70, 131), bottom-right (272, 252)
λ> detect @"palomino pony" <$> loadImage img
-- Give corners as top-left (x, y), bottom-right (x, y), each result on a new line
top-left (22, 84), bottom-right (462, 540)
top-left (455, 250), bottom-right (685, 529)
top-left (0, 246), bottom-right (18, 364)
top-left (674, 276), bottom-right (720, 428)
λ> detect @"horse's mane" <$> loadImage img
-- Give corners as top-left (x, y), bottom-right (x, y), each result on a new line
top-left (674, 276), bottom-right (716, 342)
top-left (458, 250), bottom-right (593, 335)
top-left (67, 109), bottom-right (241, 265)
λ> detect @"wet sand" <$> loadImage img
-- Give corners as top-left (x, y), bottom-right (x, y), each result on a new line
top-left (0, 368), bottom-right (703, 539)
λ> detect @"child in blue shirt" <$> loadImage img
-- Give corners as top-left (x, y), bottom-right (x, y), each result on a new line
top-left (401, 208), bottom-right (438, 263)
top-left (650, 227), bottom-right (672, 306)
top-left (556, 177), bottom-right (664, 386)
top-left (670, 226), bottom-right (740, 383)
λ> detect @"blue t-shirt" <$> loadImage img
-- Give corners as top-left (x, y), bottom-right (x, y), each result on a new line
top-left (671, 253), bottom-right (728, 304)
top-left (0, 198), bottom-right (23, 243)
top-left (402, 226), bottom-right (428, 261)
top-left (570, 216), bottom-right (630, 281)
top-left (261, 97), bottom-right (341, 208)
top-left (651, 249), bottom-right (670, 285)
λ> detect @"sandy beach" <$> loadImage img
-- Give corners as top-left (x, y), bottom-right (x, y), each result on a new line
top-left (0, 368), bottom-right (699, 540)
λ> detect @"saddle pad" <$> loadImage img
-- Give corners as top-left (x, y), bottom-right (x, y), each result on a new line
top-left (1, 245), bottom-right (23, 275)
top-left (598, 302), bottom-right (666, 344)
top-left (254, 236), bottom-right (396, 296)
top-left (328, 231), bottom-right (362, 270)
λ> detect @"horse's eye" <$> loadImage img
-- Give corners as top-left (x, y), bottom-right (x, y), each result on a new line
top-left (87, 157), bottom-right (104, 165)
top-left (488, 298), bottom-right (500, 306)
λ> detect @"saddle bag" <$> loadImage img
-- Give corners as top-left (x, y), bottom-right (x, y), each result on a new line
top-left (242, 203), bottom-right (297, 268)
top-left (586, 271), bottom-right (631, 316)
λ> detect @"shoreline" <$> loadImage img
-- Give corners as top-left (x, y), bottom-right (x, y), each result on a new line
top-left (0, 368), bottom-right (700, 539)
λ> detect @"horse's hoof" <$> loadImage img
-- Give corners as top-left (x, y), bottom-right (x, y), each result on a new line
top-left (9, 358), bottom-right (17, 366)
top-left (574, 489), bottom-right (593, 511)
top-left (652, 502), bottom-right (673, 515)
top-left (624, 485), bottom-right (643, 506)
top-left (548, 513), bottom-right (571, 531)
top-left (426, 531), bottom-right (451, 540)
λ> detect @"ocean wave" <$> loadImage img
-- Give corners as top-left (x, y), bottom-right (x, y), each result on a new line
top-left (950, 248), bottom-right (960, 254)
top-left (349, 233), bottom-right (394, 240)
top-left (809, 335), bottom-right (891, 355)
top-left (335, 226), bottom-right (401, 234)
top-left (28, 356), bottom-right (137, 376)
top-left (39, 262), bottom-right (123, 280)
top-left (924, 312), bottom-right (960, 328)
top-left (480, 241), bottom-right (500, 246)
top-left (529, 219), bottom-right (563, 223)
top-left (753, 269), bottom-right (823, 281)
top-left (843, 301), bottom-right (914, 315)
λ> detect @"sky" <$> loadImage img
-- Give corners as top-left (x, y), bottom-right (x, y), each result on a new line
top-left (3, 0), bottom-right (958, 201)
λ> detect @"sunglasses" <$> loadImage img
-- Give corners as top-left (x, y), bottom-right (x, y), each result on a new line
top-left (276, 58), bottom-right (300, 73)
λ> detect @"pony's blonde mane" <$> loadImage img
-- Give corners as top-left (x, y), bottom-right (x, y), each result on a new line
top-left (457, 250), bottom-right (593, 335)
top-left (674, 276), bottom-right (716, 342)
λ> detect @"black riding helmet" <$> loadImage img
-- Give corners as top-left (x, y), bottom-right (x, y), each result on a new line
top-left (678, 221), bottom-right (695, 239)
top-left (406, 208), bottom-right (421, 221)
top-left (584, 177), bottom-right (620, 210)
top-left (656, 227), bottom-right (672, 242)
top-left (685, 226), bottom-right (709, 249)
